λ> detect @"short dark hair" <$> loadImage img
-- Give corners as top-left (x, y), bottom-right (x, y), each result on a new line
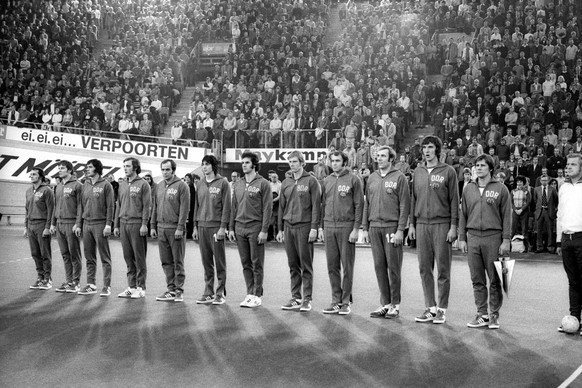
top-left (329, 150), bottom-right (349, 167)
top-left (59, 160), bottom-right (74, 173)
top-left (421, 135), bottom-right (442, 158)
top-left (515, 175), bottom-right (527, 184)
top-left (161, 159), bottom-right (176, 172)
top-left (475, 154), bottom-right (495, 177)
top-left (241, 151), bottom-right (259, 171)
top-left (202, 154), bottom-right (219, 174)
top-left (123, 157), bottom-right (141, 175)
top-left (31, 167), bottom-right (46, 182)
top-left (86, 159), bottom-right (103, 175)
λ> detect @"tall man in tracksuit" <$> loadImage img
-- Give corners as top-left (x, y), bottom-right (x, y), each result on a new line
top-left (114, 157), bottom-right (151, 299)
top-left (458, 154), bottom-right (511, 329)
top-left (277, 150), bottom-right (321, 312)
top-left (228, 151), bottom-right (272, 308)
top-left (320, 150), bottom-right (364, 315)
top-left (25, 167), bottom-right (54, 290)
top-left (194, 154), bottom-right (231, 305)
top-left (151, 159), bottom-right (190, 302)
top-left (78, 159), bottom-right (115, 297)
top-left (408, 136), bottom-right (459, 324)
top-left (363, 146), bottom-right (410, 319)
top-left (51, 160), bottom-right (83, 293)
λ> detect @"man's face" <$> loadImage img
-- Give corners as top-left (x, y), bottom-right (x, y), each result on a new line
top-left (231, 173), bottom-right (238, 182)
top-left (58, 164), bottom-right (70, 179)
top-left (330, 155), bottom-right (344, 173)
top-left (202, 161), bottom-right (213, 176)
top-left (540, 176), bottom-right (549, 186)
top-left (161, 162), bottom-right (173, 181)
top-left (123, 161), bottom-right (135, 178)
top-left (516, 180), bottom-right (524, 189)
top-left (241, 158), bottom-right (254, 175)
top-left (288, 156), bottom-right (302, 174)
top-left (423, 143), bottom-right (437, 162)
top-left (377, 149), bottom-right (391, 170)
top-left (85, 163), bottom-right (96, 178)
top-left (475, 159), bottom-right (491, 179)
top-left (566, 157), bottom-right (582, 180)
top-left (29, 170), bottom-right (40, 184)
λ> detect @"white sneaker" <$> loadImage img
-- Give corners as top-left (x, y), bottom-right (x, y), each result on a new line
top-left (130, 287), bottom-right (145, 299)
top-left (118, 287), bottom-right (135, 298)
top-left (249, 296), bottom-right (262, 308)
top-left (240, 294), bottom-right (254, 307)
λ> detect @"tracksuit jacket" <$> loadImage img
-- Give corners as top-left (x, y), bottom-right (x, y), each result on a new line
top-left (363, 168), bottom-right (410, 231)
top-left (25, 183), bottom-right (54, 229)
top-left (321, 169), bottom-right (364, 229)
top-left (115, 176), bottom-right (151, 227)
top-left (82, 178), bottom-right (115, 225)
top-left (151, 176), bottom-right (190, 231)
top-left (278, 171), bottom-right (321, 230)
top-left (229, 174), bottom-right (273, 233)
top-left (410, 162), bottom-right (459, 226)
top-left (52, 175), bottom-right (83, 225)
top-left (194, 175), bottom-right (231, 228)
top-left (458, 179), bottom-right (512, 241)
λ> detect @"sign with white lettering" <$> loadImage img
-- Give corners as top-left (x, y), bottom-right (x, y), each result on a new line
top-left (225, 148), bottom-right (328, 164)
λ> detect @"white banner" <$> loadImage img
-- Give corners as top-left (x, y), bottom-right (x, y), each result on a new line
top-left (1, 125), bottom-right (206, 162)
top-left (225, 148), bottom-right (328, 164)
top-left (0, 146), bottom-right (196, 183)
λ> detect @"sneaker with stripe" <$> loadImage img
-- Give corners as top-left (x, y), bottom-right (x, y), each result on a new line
top-left (78, 284), bottom-right (97, 295)
top-left (30, 278), bottom-right (43, 289)
top-left (415, 309), bottom-right (437, 323)
top-left (196, 295), bottom-right (214, 304)
top-left (385, 306), bottom-right (400, 319)
top-left (156, 291), bottom-right (176, 301)
top-left (489, 315), bottom-right (500, 330)
top-left (370, 306), bottom-right (390, 318)
top-left (339, 304), bottom-right (351, 315)
top-left (100, 286), bottom-right (111, 297)
top-left (323, 303), bottom-right (341, 314)
top-left (281, 298), bottom-right (301, 310)
top-left (118, 287), bottom-right (135, 298)
top-left (433, 308), bottom-right (446, 324)
top-left (38, 279), bottom-right (52, 290)
top-left (299, 300), bottom-right (312, 312)
top-left (467, 314), bottom-right (490, 328)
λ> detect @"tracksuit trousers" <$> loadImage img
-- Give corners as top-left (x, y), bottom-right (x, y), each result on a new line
top-left (235, 225), bottom-right (264, 297)
top-left (416, 222), bottom-right (452, 309)
top-left (199, 226), bottom-right (227, 297)
top-left (325, 227), bottom-right (355, 306)
top-left (158, 227), bottom-right (186, 293)
top-left (467, 232), bottom-right (503, 317)
top-left (562, 232), bottom-right (582, 321)
top-left (28, 221), bottom-right (52, 280)
top-left (120, 222), bottom-right (147, 289)
top-left (83, 222), bottom-right (112, 287)
top-left (284, 224), bottom-right (314, 301)
top-left (56, 221), bottom-right (82, 284)
top-left (369, 226), bottom-right (403, 307)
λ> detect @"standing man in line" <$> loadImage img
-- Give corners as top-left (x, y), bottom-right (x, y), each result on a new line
top-left (320, 151), bottom-right (364, 315)
top-left (458, 154), bottom-right (512, 330)
top-left (363, 146), bottom-right (410, 319)
top-left (193, 154), bottom-right (231, 305)
top-left (151, 159), bottom-right (190, 302)
top-left (533, 175), bottom-right (559, 253)
top-left (228, 151), bottom-right (272, 308)
top-left (277, 151), bottom-right (321, 312)
top-left (114, 157), bottom-right (151, 299)
top-left (557, 153), bottom-right (582, 333)
top-left (51, 160), bottom-right (83, 293)
top-left (25, 167), bottom-right (54, 290)
top-left (78, 159), bottom-right (115, 297)
top-left (408, 135), bottom-right (459, 324)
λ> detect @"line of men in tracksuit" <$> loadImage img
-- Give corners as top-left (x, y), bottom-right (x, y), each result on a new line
top-left (24, 139), bottom-right (512, 329)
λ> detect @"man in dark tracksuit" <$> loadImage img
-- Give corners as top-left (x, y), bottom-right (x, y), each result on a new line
top-left (51, 160), bottom-right (83, 293)
top-left (194, 154), bottom-right (231, 305)
top-left (151, 159), bottom-right (190, 302)
top-left (228, 151), bottom-right (272, 308)
top-left (459, 154), bottom-right (512, 330)
top-left (78, 159), bottom-right (115, 297)
top-left (363, 146), bottom-right (410, 319)
top-left (277, 150), bottom-right (321, 312)
top-left (409, 136), bottom-right (459, 324)
top-left (114, 157), bottom-right (151, 299)
top-left (25, 167), bottom-right (54, 290)
top-left (320, 150), bottom-right (364, 315)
